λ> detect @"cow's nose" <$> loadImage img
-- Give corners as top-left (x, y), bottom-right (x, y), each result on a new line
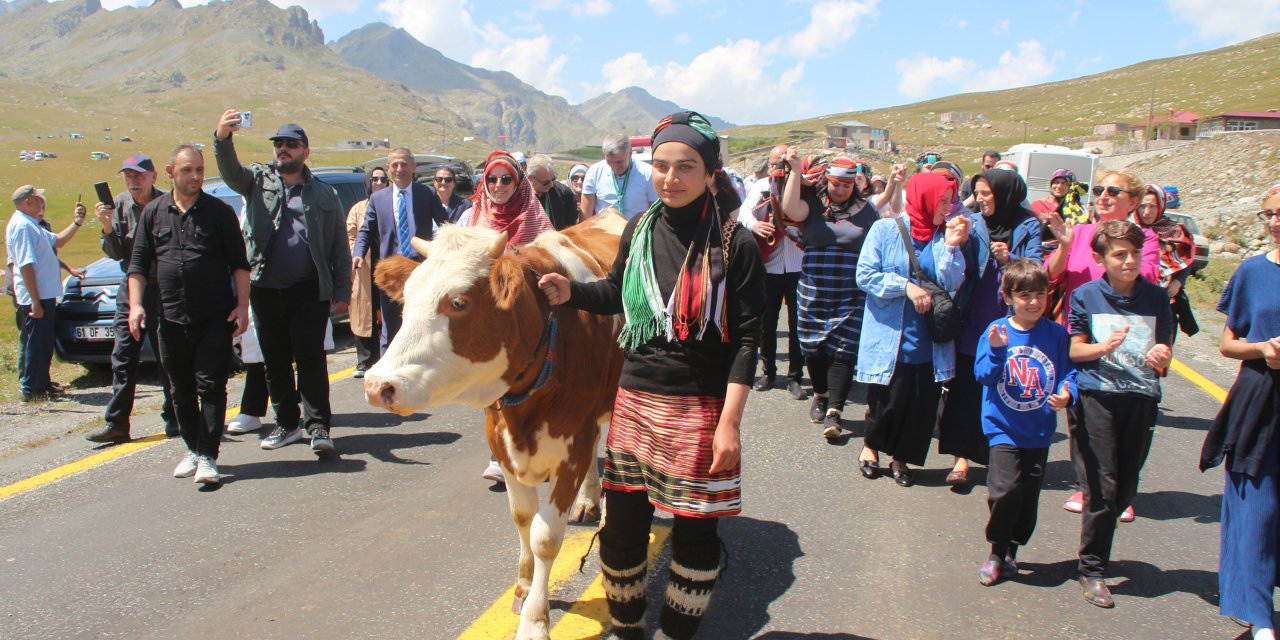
top-left (363, 375), bottom-right (397, 408)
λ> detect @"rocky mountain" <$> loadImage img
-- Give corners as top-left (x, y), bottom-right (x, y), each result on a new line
top-left (578, 86), bottom-right (736, 135)
top-left (332, 22), bottom-right (602, 151)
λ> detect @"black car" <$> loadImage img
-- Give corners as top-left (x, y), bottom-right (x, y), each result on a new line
top-left (55, 169), bottom-right (369, 366)
top-left (357, 154), bottom-right (475, 196)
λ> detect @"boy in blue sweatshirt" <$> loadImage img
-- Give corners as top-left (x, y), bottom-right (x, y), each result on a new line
top-left (1067, 220), bottom-right (1174, 609)
top-left (974, 258), bottom-right (1077, 586)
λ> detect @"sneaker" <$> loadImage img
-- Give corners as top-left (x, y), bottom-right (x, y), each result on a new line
top-left (225, 414), bottom-right (263, 435)
top-left (808, 396), bottom-right (828, 423)
top-left (482, 460), bottom-right (506, 483)
top-left (352, 367), bottom-right (366, 379)
top-left (787, 379), bottom-right (809, 400)
top-left (310, 427), bottom-right (335, 453)
top-left (822, 412), bottom-right (843, 439)
top-left (85, 424), bottom-right (131, 444)
top-left (1063, 490), bottom-right (1084, 513)
top-left (194, 455), bottom-right (220, 485)
top-left (260, 425), bottom-right (304, 450)
top-left (173, 451), bottom-right (198, 478)
top-left (1120, 505), bottom-right (1135, 523)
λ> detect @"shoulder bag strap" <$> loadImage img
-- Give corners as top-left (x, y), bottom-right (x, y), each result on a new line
top-left (892, 216), bottom-right (925, 280)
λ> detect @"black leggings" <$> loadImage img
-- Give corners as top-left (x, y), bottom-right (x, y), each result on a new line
top-left (806, 351), bottom-right (854, 414)
top-left (600, 489), bottom-right (719, 552)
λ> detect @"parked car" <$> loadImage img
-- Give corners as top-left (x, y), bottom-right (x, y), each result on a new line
top-left (55, 168), bottom-right (368, 366)
top-left (357, 154), bottom-right (475, 196)
top-left (1164, 211), bottom-right (1210, 276)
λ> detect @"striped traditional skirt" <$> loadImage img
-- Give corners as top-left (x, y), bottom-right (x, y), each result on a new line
top-left (603, 387), bottom-right (741, 518)
top-left (797, 245), bottom-right (866, 361)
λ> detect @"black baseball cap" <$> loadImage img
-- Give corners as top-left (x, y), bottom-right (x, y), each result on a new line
top-left (269, 123), bottom-right (309, 147)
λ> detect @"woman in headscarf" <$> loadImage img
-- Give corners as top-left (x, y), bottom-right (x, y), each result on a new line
top-left (568, 163), bottom-right (588, 209)
top-left (433, 165), bottom-right (472, 224)
top-left (781, 154), bottom-right (880, 440)
top-left (460, 150), bottom-right (555, 248)
top-left (1030, 168), bottom-right (1090, 254)
top-left (538, 111), bottom-right (764, 640)
top-left (347, 166), bottom-right (389, 377)
top-left (1200, 183), bottom-right (1280, 640)
top-left (1135, 184), bottom-right (1195, 292)
top-left (855, 172), bottom-right (970, 486)
top-left (936, 169), bottom-right (1043, 486)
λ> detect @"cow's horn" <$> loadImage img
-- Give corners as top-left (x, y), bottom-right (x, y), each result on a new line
top-left (410, 237), bottom-right (431, 258)
top-left (488, 232), bottom-right (508, 259)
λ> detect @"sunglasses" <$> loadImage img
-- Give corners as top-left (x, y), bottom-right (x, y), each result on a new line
top-left (485, 174), bottom-right (516, 186)
top-left (1091, 185), bottom-right (1126, 198)
top-left (570, 175), bottom-right (585, 181)
top-left (1258, 209), bottom-right (1280, 221)
top-left (433, 176), bottom-right (455, 184)
top-left (370, 176), bottom-right (389, 184)
top-left (273, 140), bottom-right (304, 149)
top-left (534, 177), bottom-right (554, 187)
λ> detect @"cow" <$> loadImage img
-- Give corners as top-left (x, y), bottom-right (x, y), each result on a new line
top-left (362, 214), bottom-right (626, 640)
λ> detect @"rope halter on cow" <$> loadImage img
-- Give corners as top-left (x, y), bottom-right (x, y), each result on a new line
top-left (496, 306), bottom-right (558, 409)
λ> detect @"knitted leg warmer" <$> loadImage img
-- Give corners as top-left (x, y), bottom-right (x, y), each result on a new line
top-left (599, 539), bottom-right (649, 640)
top-left (659, 539), bottom-right (722, 640)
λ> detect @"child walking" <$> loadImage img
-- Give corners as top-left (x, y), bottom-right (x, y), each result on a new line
top-left (973, 258), bottom-right (1076, 585)
top-left (1067, 220), bottom-right (1174, 608)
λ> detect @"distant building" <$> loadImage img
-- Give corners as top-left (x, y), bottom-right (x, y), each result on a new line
top-left (1197, 110), bottom-right (1280, 137)
top-left (336, 139), bottom-right (390, 151)
top-left (824, 121), bottom-right (891, 151)
top-left (1092, 122), bottom-right (1130, 137)
top-left (939, 112), bottom-right (985, 124)
top-left (1129, 109), bottom-right (1201, 142)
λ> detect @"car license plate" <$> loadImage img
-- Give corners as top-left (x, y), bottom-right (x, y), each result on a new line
top-left (74, 325), bottom-right (115, 341)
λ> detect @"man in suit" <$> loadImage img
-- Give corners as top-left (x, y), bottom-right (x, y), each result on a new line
top-left (352, 147), bottom-right (449, 353)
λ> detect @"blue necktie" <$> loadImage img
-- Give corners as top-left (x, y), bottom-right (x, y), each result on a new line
top-left (396, 189), bottom-right (414, 258)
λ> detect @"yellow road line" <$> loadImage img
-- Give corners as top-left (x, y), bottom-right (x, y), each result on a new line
top-left (456, 526), bottom-right (601, 640)
top-left (1168, 357), bottom-right (1228, 404)
top-left (549, 525), bottom-right (672, 640)
top-left (0, 366), bottom-right (356, 502)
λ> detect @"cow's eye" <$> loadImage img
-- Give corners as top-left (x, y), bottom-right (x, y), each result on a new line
top-left (451, 297), bottom-right (467, 310)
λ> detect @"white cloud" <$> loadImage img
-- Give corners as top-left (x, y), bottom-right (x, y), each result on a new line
top-left (992, 19), bottom-right (1009, 34)
top-left (471, 27), bottom-right (569, 95)
top-left (962, 39), bottom-right (1056, 92)
top-left (785, 0), bottom-right (879, 55)
top-left (1167, 0), bottom-right (1280, 41)
top-left (572, 0), bottom-right (612, 16)
top-left (379, 0), bottom-right (479, 60)
top-left (674, 32), bottom-right (690, 45)
top-left (895, 54), bottom-right (972, 98)
top-left (648, 0), bottom-right (678, 15)
top-left (1068, 10), bottom-right (1081, 25)
top-left (946, 15), bottom-right (969, 29)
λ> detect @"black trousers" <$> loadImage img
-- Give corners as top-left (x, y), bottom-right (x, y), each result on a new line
top-left (355, 333), bottom-right (380, 371)
top-left (936, 355), bottom-right (991, 464)
top-left (104, 276), bottom-right (173, 432)
top-left (986, 444), bottom-right (1049, 555)
top-left (158, 316), bottom-right (232, 458)
top-left (760, 271), bottom-right (804, 381)
top-left (250, 280), bottom-right (331, 434)
top-left (863, 362), bottom-right (943, 466)
top-left (807, 352), bottom-right (853, 413)
top-left (1070, 391), bottom-right (1158, 577)
top-left (378, 289), bottom-right (403, 355)
top-left (238, 362), bottom-right (268, 418)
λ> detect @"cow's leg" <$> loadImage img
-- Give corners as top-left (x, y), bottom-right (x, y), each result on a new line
top-left (570, 445), bottom-right (602, 523)
top-left (506, 479), bottom-right (539, 617)
top-left (515, 477), bottom-right (574, 640)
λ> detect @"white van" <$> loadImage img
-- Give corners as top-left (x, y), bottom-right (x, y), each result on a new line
top-left (1000, 144), bottom-right (1099, 204)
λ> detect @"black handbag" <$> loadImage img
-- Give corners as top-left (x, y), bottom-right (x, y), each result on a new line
top-left (893, 217), bottom-right (963, 343)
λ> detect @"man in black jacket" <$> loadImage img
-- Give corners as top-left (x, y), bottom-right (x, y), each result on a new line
top-left (86, 154), bottom-right (176, 443)
top-left (527, 154), bottom-right (578, 230)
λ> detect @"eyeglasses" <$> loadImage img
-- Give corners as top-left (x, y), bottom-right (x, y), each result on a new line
top-left (433, 176), bottom-right (455, 184)
top-left (370, 176), bottom-right (389, 184)
top-left (273, 140), bottom-right (303, 149)
top-left (1091, 185), bottom-right (1126, 198)
top-left (1258, 209), bottom-right (1280, 221)
top-left (486, 174), bottom-right (515, 186)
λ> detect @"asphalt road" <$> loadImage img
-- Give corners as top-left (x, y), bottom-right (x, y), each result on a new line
top-left (0, 320), bottom-right (1257, 640)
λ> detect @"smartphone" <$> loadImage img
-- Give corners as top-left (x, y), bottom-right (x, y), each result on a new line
top-left (239, 111), bottom-right (252, 128)
top-left (94, 182), bottom-right (113, 206)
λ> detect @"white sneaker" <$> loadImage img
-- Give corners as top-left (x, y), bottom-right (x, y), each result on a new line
top-left (482, 460), bottom-right (506, 483)
top-left (194, 455), bottom-right (220, 485)
top-left (225, 414), bottom-right (263, 434)
top-left (173, 451), bottom-right (198, 478)
top-left (261, 426), bottom-right (305, 450)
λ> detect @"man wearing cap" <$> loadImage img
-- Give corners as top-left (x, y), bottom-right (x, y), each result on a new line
top-left (580, 133), bottom-right (657, 220)
top-left (6, 186), bottom-right (86, 401)
top-left (214, 111), bottom-right (351, 455)
top-left (86, 154), bottom-right (176, 443)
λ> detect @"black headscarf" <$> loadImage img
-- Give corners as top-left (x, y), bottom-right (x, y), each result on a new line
top-left (971, 169), bottom-right (1031, 246)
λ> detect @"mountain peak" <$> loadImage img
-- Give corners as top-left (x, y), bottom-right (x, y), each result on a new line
top-left (579, 86), bottom-right (736, 133)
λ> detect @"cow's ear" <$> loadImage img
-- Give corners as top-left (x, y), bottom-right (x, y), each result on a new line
top-left (489, 256), bottom-right (526, 311)
top-left (375, 256), bottom-right (418, 303)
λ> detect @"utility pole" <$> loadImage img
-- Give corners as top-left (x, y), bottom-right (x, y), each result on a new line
top-left (1145, 80), bottom-right (1157, 151)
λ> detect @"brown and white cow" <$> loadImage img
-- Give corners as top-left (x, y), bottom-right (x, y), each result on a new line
top-left (363, 215), bottom-right (625, 640)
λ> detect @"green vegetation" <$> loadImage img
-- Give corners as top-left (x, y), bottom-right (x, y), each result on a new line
top-left (557, 146), bottom-right (605, 161)
top-left (1185, 258), bottom-right (1239, 313)
top-left (726, 136), bottom-right (777, 156)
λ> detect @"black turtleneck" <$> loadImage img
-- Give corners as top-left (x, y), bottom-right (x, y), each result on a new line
top-left (567, 190), bottom-right (765, 397)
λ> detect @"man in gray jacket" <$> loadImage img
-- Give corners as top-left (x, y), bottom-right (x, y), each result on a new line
top-left (214, 111), bottom-right (351, 454)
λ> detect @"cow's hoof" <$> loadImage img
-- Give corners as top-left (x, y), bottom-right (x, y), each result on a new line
top-left (511, 594), bottom-right (524, 614)
top-left (570, 501), bottom-right (601, 524)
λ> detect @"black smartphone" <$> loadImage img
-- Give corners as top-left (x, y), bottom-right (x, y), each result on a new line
top-left (94, 182), bottom-right (113, 206)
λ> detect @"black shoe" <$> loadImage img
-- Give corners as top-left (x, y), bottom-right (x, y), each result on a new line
top-left (892, 465), bottom-right (914, 487)
top-left (787, 379), bottom-right (808, 400)
top-left (164, 422), bottom-right (180, 438)
top-left (808, 396), bottom-right (828, 423)
top-left (1079, 576), bottom-right (1114, 608)
top-left (822, 412), bottom-right (843, 439)
top-left (859, 459), bottom-right (881, 479)
top-left (752, 375), bottom-right (775, 392)
top-left (353, 367), bottom-right (366, 379)
top-left (86, 425), bottom-right (131, 443)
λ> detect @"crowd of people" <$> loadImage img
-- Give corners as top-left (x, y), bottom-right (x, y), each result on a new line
top-left (5, 108), bottom-right (1280, 639)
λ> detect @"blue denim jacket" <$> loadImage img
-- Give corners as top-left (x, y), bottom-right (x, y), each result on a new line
top-left (854, 216), bottom-right (966, 385)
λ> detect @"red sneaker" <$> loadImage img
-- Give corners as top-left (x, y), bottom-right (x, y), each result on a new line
top-left (1063, 491), bottom-right (1084, 513)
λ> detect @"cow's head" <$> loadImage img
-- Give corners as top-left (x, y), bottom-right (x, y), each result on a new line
top-left (363, 225), bottom-right (552, 415)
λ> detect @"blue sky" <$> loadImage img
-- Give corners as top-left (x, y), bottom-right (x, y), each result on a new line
top-left (95, 0), bottom-right (1280, 126)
